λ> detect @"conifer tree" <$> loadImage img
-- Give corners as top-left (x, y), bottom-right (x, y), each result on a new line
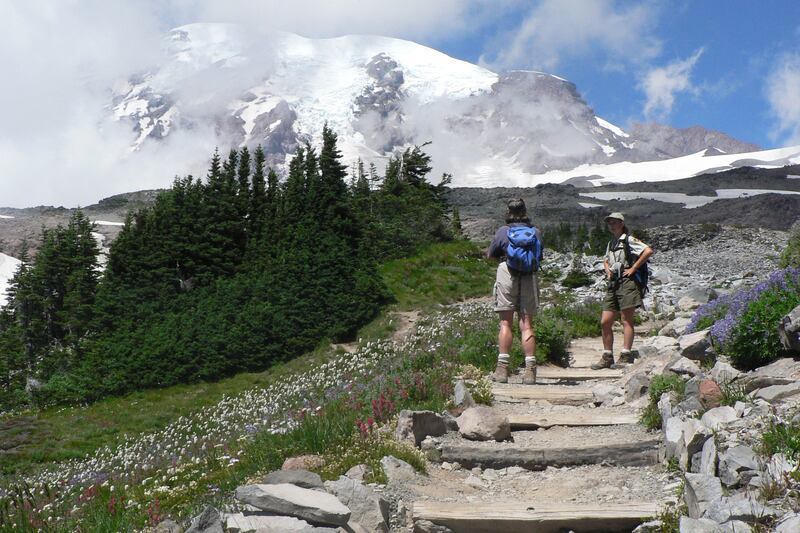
top-left (250, 146), bottom-right (267, 240)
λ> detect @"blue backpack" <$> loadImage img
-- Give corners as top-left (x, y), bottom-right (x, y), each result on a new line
top-left (506, 226), bottom-right (543, 273)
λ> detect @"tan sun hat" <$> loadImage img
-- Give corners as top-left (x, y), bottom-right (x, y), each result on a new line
top-left (604, 212), bottom-right (625, 222)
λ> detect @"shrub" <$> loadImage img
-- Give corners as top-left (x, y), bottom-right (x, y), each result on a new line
top-left (641, 374), bottom-right (685, 430)
top-left (780, 221), bottom-right (800, 268)
top-left (562, 269), bottom-right (593, 288)
top-left (759, 419), bottom-right (800, 461)
top-left (722, 268), bottom-right (800, 369)
top-left (534, 314), bottom-right (571, 366)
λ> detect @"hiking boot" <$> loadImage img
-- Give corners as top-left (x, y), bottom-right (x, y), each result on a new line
top-left (492, 361), bottom-right (509, 383)
top-left (522, 362), bottom-right (537, 385)
top-left (618, 349), bottom-right (636, 364)
top-left (591, 351), bottom-right (614, 370)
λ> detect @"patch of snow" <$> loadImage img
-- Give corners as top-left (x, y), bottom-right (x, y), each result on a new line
top-left (93, 220), bottom-right (125, 226)
top-left (579, 188), bottom-right (800, 209)
top-left (0, 253), bottom-right (22, 308)
top-left (578, 202), bottom-right (605, 208)
top-left (595, 117), bottom-right (629, 138)
top-left (0, 215), bottom-right (14, 219)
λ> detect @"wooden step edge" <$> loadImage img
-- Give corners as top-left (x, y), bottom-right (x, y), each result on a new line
top-left (507, 412), bottom-right (640, 430)
top-left (440, 439), bottom-right (661, 470)
top-left (536, 367), bottom-right (623, 380)
top-left (412, 501), bottom-right (661, 533)
top-left (492, 385), bottom-right (595, 405)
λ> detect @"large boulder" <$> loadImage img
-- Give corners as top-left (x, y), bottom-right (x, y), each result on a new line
top-left (380, 456), bottom-right (417, 484)
top-left (679, 329), bottom-right (712, 361)
top-left (668, 357), bottom-right (702, 378)
top-left (684, 473), bottom-right (723, 519)
top-left (235, 484), bottom-right (351, 527)
top-left (718, 446), bottom-right (759, 488)
top-left (639, 336), bottom-right (680, 358)
top-left (659, 317), bottom-right (692, 338)
top-left (678, 517), bottom-right (725, 532)
top-left (775, 513), bottom-right (800, 533)
top-left (704, 493), bottom-right (779, 523)
top-left (453, 380), bottom-right (476, 414)
top-left (700, 406), bottom-right (738, 431)
top-left (699, 437), bottom-right (717, 476)
top-left (263, 469), bottom-right (325, 490)
top-left (738, 358), bottom-right (800, 392)
top-left (778, 304), bottom-right (800, 353)
top-left (225, 513), bottom-right (337, 533)
top-left (186, 506), bottom-right (224, 533)
top-left (324, 476), bottom-right (390, 533)
top-left (753, 381), bottom-right (800, 403)
top-left (709, 361), bottom-right (740, 385)
top-left (395, 410), bottom-right (448, 447)
top-left (625, 373), bottom-right (651, 402)
top-left (456, 406), bottom-right (511, 441)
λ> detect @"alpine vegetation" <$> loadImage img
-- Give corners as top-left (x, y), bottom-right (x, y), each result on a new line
top-left (0, 126), bottom-right (455, 410)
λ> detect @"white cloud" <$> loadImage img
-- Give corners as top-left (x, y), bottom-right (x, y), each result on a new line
top-left (481, 0), bottom-right (661, 71)
top-left (0, 0), bottom-right (509, 207)
top-left (766, 53), bottom-right (800, 146)
top-left (640, 48), bottom-right (704, 120)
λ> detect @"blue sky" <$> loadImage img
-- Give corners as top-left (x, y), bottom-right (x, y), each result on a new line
top-left (430, 0), bottom-right (800, 148)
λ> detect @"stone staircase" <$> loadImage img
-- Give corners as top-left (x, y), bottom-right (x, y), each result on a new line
top-left (409, 334), bottom-right (672, 533)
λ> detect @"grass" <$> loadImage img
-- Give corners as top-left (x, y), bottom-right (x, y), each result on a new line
top-left (719, 381), bottom-right (749, 407)
top-left (641, 374), bottom-right (686, 430)
top-left (0, 240), bottom-right (492, 480)
top-left (759, 419), bottom-right (800, 461)
top-left (379, 239), bottom-right (495, 310)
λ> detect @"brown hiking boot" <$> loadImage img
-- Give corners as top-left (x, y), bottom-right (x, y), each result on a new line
top-left (617, 349), bottom-right (636, 364)
top-left (523, 362), bottom-right (537, 385)
top-left (591, 351), bottom-right (614, 370)
top-left (492, 361), bottom-right (509, 383)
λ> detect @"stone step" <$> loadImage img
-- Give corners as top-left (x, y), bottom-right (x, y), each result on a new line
top-left (507, 412), bottom-right (640, 430)
top-left (438, 438), bottom-right (661, 470)
top-left (492, 385), bottom-right (595, 405)
top-left (536, 366), bottom-right (622, 381)
top-left (412, 501), bottom-right (660, 533)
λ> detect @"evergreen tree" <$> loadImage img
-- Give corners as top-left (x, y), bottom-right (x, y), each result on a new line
top-left (249, 146), bottom-right (267, 240)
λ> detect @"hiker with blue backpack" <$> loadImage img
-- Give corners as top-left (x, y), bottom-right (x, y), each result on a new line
top-left (591, 212), bottom-right (653, 370)
top-left (486, 198), bottom-right (544, 385)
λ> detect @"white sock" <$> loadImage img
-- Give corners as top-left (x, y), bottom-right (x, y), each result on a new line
top-left (621, 349), bottom-right (631, 354)
top-left (525, 356), bottom-right (536, 366)
top-left (497, 353), bottom-right (510, 364)
top-left (603, 350), bottom-right (613, 356)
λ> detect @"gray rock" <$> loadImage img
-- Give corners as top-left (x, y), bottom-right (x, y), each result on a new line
top-left (186, 506), bottom-right (224, 533)
top-left (324, 476), bottom-right (389, 533)
top-left (344, 464), bottom-right (369, 482)
top-left (700, 407), bottom-right (738, 431)
top-left (440, 411), bottom-right (459, 431)
top-left (380, 455), bottom-right (417, 484)
top-left (153, 519), bottom-right (182, 533)
top-left (679, 287), bottom-right (718, 306)
top-left (680, 329), bottom-right (712, 361)
top-left (679, 516), bottom-right (725, 532)
top-left (659, 317), bottom-right (692, 338)
top-left (775, 513), bottom-right (800, 533)
top-left (625, 373), bottom-right (651, 402)
top-left (633, 519), bottom-right (664, 532)
top-left (718, 446), bottom-right (759, 488)
top-left (753, 381), bottom-right (800, 402)
top-left (641, 335), bottom-right (681, 357)
top-left (263, 469), bottom-right (325, 490)
top-left (764, 453), bottom-right (797, 488)
top-left (658, 392), bottom-right (675, 430)
top-left (234, 484), bottom-right (351, 527)
top-left (225, 513), bottom-right (336, 533)
top-left (669, 357), bottom-right (702, 377)
top-left (453, 380), bottom-right (476, 411)
top-left (721, 521), bottom-right (752, 533)
top-left (739, 358), bottom-right (800, 392)
top-left (413, 519), bottom-right (454, 533)
top-left (684, 419), bottom-right (713, 459)
top-left (395, 410), bottom-right (448, 447)
top-left (678, 296), bottom-right (704, 312)
top-left (675, 395), bottom-right (704, 417)
top-left (699, 436), bottom-right (718, 476)
top-left (704, 493), bottom-right (779, 523)
top-left (778, 304), bottom-right (800, 353)
top-left (685, 473), bottom-right (723, 519)
top-left (664, 416), bottom-right (685, 460)
top-left (710, 361), bottom-right (740, 385)
top-left (456, 406), bottom-right (511, 441)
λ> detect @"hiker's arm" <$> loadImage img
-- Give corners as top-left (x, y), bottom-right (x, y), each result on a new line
top-left (604, 258), bottom-right (612, 279)
top-left (623, 246), bottom-right (653, 278)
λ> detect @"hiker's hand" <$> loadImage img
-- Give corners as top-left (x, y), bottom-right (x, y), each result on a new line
top-left (623, 267), bottom-right (637, 278)
top-left (605, 269), bottom-right (612, 279)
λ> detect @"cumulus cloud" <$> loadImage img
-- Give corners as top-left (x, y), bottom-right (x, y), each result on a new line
top-left (0, 0), bottom-right (509, 207)
top-left (640, 48), bottom-right (704, 120)
top-left (766, 53), bottom-right (800, 145)
top-left (481, 0), bottom-right (661, 72)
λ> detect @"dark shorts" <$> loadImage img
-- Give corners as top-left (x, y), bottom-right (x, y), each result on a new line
top-left (603, 277), bottom-right (643, 312)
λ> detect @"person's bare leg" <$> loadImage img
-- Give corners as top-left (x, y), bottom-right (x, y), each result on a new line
top-left (621, 307), bottom-right (636, 350)
top-left (593, 310), bottom-right (618, 369)
top-left (601, 310), bottom-right (617, 351)
top-left (519, 313), bottom-right (536, 357)
top-left (520, 313), bottom-right (537, 384)
top-left (493, 310), bottom-right (515, 382)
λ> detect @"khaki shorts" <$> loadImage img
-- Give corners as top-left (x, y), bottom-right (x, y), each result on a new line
top-left (603, 277), bottom-right (643, 312)
top-left (493, 262), bottom-right (539, 316)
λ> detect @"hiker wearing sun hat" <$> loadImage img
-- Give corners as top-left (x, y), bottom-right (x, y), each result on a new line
top-left (592, 212), bottom-right (654, 370)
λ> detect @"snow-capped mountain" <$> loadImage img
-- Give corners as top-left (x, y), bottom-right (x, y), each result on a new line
top-left (112, 23), bottom-right (785, 187)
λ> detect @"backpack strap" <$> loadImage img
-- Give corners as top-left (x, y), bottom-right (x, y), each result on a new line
top-left (622, 235), bottom-right (634, 267)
